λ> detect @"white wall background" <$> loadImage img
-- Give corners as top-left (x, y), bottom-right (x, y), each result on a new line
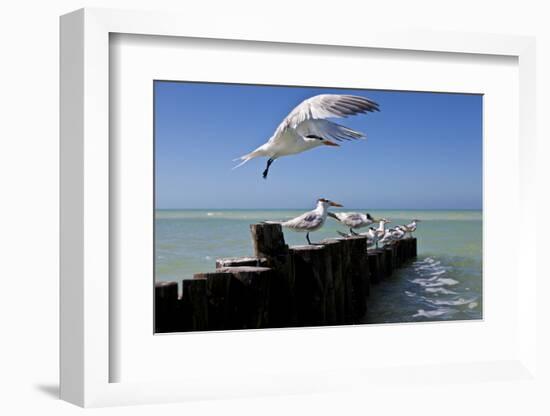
top-left (0, 0), bottom-right (548, 414)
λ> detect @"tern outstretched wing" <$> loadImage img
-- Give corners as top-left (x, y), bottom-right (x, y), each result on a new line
top-left (274, 94), bottom-right (379, 136)
top-left (234, 94), bottom-right (379, 172)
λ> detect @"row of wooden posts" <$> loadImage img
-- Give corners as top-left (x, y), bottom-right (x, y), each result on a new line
top-left (155, 223), bottom-right (417, 333)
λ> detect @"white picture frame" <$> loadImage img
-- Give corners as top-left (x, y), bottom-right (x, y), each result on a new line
top-left (60, 7), bottom-right (538, 407)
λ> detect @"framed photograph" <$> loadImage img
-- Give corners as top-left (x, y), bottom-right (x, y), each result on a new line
top-left (60, 8), bottom-right (537, 407)
top-left (153, 80), bottom-right (482, 332)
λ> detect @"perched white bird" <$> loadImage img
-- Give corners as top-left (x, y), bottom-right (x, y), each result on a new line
top-left (265, 198), bottom-right (343, 245)
top-left (373, 218), bottom-right (391, 248)
top-left (365, 227), bottom-right (379, 247)
top-left (398, 219), bottom-right (421, 238)
top-left (374, 218), bottom-right (391, 238)
top-left (234, 94), bottom-right (380, 178)
top-left (380, 227), bottom-right (406, 246)
top-left (337, 226), bottom-right (379, 247)
top-left (396, 227), bottom-right (407, 242)
top-left (328, 211), bottom-right (375, 235)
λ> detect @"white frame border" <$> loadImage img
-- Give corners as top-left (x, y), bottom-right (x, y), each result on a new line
top-left (60, 7), bottom-right (537, 407)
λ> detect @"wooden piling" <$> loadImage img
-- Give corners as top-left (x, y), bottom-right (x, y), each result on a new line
top-left (383, 246), bottom-right (395, 277)
top-left (411, 238), bottom-right (418, 257)
top-left (194, 271), bottom-right (236, 330)
top-left (403, 239), bottom-right (412, 260)
top-left (290, 244), bottom-right (334, 326)
top-left (320, 238), bottom-right (346, 324)
top-left (181, 278), bottom-right (208, 331)
top-left (218, 266), bottom-right (272, 329)
top-left (154, 281), bottom-right (179, 333)
top-left (379, 249), bottom-right (389, 279)
top-left (371, 249), bottom-right (388, 280)
top-left (250, 223), bottom-right (296, 327)
top-left (396, 241), bottom-right (404, 266)
top-left (367, 252), bottom-right (381, 284)
top-left (337, 238), bottom-right (355, 324)
top-left (347, 236), bottom-right (369, 321)
top-left (389, 244), bottom-right (399, 269)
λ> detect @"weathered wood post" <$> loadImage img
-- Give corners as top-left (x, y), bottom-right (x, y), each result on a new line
top-left (218, 266), bottom-right (273, 329)
top-left (367, 252), bottom-right (381, 284)
top-left (337, 238), bottom-right (355, 324)
top-left (321, 238), bottom-right (346, 324)
top-left (404, 239), bottom-right (412, 262)
top-left (250, 223), bottom-right (296, 327)
top-left (371, 248), bottom-right (388, 280)
top-left (401, 238), bottom-right (412, 261)
top-left (411, 237), bottom-right (418, 258)
top-left (403, 239), bottom-right (412, 260)
top-left (379, 249), bottom-right (389, 279)
top-left (383, 245), bottom-right (395, 277)
top-left (347, 236), bottom-right (369, 321)
top-left (154, 281), bottom-right (179, 333)
top-left (391, 244), bottom-right (400, 269)
top-left (181, 278), bottom-right (209, 331)
top-left (290, 244), bottom-right (334, 326)
top-left (194, 271), bottom-right (236, 330)
top-left (410, 238), bottom-right (415, 258)
top-left (397, 240), bottom-right (406, 265)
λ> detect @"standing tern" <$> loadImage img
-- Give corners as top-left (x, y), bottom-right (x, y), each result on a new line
top-left (374, 218), bottom-right (391, 238)
top-left (336, 226), bottom-right (379, 247)
top-left (234, 94), bottom-right (380, 178)
top-left (380, 227), bottom-right (406, 246)
top-left (328, 211), bottom-right (375, 235)
top-left (365, 227), bottom-right (379, 248)
top-left (374, 218), bottom-right (391, 248)
top-left (398, 219), bottom-right (421, 238)
top-left (264, 198), bottom-right (343, 245)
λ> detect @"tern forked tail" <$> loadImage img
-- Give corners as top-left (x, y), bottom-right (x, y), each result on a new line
top-left (232, 147), bottom-right (266, 170)
top-left (232, 155), bottom-right (252, 169)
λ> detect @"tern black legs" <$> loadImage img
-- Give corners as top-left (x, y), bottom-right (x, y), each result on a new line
top-left (306, 232), bottom-right (312, 245)
top-left (350, 228), bottom-right (359, 236)
top-left (262, 158), bottom-right (275, 179)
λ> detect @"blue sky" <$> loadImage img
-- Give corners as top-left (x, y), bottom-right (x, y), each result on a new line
top-left (155, 81), bottom-right (482, 209)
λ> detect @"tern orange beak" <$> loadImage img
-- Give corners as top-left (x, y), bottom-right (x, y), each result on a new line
top-left (330, 201), bottom-right (343, 207)
top-left (323, 141), bottom-right (340, 147)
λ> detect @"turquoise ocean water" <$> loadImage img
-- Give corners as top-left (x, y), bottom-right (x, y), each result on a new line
top-left (155, 209), bottom-right (482, 324)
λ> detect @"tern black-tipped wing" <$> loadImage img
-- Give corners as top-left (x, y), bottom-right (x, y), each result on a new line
top-left (276, 94), bottom-right (379, 133)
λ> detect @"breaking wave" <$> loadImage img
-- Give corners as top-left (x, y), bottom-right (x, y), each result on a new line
top-left (408, 257), bottom-right (481, 320)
